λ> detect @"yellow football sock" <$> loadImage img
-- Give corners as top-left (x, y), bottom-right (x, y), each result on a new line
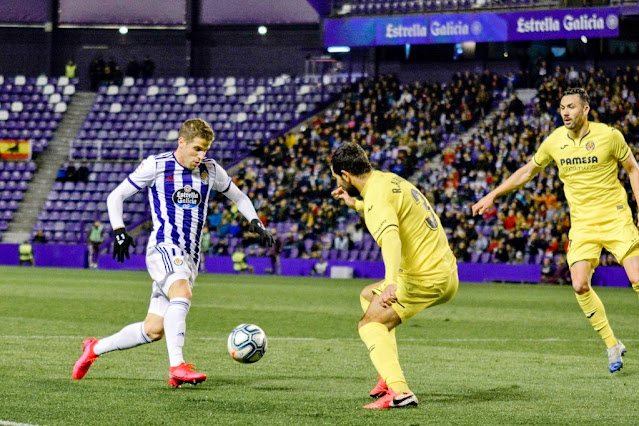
top-left (632, 282), bottom-right (639, 298)
top-left (575, 289), bottom-right (617, 348)
top-left (360, 296), bottom-right (399, 359)
top-left (358, 322), bottom-right (409, 394)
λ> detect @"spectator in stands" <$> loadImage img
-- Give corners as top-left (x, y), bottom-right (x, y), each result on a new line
top-left (65, 163), bottom-right (77, 183)
top-left (333, 231), bottom-right (350, 251)
top-left (55, 166), bottom-right (67, 182)
top-left (142, 56), bottom-right (155, 79)
top-left (89, 55), bottom-right (105, 91)
top-left (540, 256), bottom-right (557, 284)
top-left (77, 163), bottom-right (90, 183)
top-left (553, 254), bottom-right (571, 285)
top-left (19, 240), bottom-right (34, 266)
top-left (87, 220), bottom-right (104, 269)
top-left (265, 229), bottom-right (282, 275)
top-left (199, 226), bottom-right (211, 272)
top-left (232, 247), bottom-right (254, 274)
top-left (311, 257), bottom-right (328, 277)
top-left (33, 230), bottom-right (47, 244)
top-left (126, 58), bottom-right (141, 79)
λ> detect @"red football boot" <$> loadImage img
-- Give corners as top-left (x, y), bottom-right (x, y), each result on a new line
top-left (369, 376), bottom-right (388, 398)
top-left (168, 362), bottom-right (207, 388)
top-left (363, 388), bottom-right (418, 409)
top-left (72, 338), bottom-right (99, 380)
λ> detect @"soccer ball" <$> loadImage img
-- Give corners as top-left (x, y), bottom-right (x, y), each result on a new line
top-left (227, 323), bottom-right (267, 363)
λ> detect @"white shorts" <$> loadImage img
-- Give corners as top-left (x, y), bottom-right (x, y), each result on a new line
top-left (146, 243), bottom-right (198, 317)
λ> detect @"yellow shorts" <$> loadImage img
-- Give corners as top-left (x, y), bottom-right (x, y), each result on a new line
top-left (567, 220), bottom-right (639, 268)
top-left (373, 267), bottom-right (459, 323)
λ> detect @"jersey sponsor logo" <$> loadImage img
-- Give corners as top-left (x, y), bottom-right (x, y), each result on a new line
top-left (559, 156), bottom-right (598, 166)
top-left (585, 141), bottom-right (595, 152)
top-left (368, 205), bottom-right (374, 212)
top-left (166, 174), bottom-right (174, 182)
top-left (172, 185), bottom-right (202, 209)
top-left (560, 144), bottom-right (570, 149)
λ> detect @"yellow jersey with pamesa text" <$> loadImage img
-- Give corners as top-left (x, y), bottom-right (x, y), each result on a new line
top-left (532, 121), bottom-right (632, 228)
top-left (360, 170), bottom-right (456, 278)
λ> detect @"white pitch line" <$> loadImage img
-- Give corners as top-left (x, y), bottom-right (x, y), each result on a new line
top-left (0, 420), bottom-right (40, 426)
top-left (0, 335), bottom-right (633, 343)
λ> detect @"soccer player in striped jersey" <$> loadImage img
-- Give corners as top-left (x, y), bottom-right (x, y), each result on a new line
top-left (72, 119), bottom-right (273, 386)
top-left (473, 88), bottom-right (639, 373)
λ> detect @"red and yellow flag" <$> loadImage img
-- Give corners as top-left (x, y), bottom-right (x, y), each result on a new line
top-left (0, 139), bottom-right (31, 161)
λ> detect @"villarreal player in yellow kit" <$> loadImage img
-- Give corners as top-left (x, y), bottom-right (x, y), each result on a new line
top-left (331, 142), bottom-right (458, 409)
top-left (473, 88), bottom-right (639, 373)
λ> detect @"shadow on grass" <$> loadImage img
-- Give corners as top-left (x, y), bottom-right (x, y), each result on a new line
top-left (425, 384), bottom-right (528, 404)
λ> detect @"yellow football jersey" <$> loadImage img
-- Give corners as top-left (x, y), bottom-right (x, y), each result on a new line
top-left (532, 121), bottom-right (632, 228)
top-left (360, 170), bottom-right (455, 278)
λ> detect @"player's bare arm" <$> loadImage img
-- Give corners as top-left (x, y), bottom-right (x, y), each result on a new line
top-left (621, 153), bottom-right (639, 226)
top-left (472, 160), bottom-right (544, 215)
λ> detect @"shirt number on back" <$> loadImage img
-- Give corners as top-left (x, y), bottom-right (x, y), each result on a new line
top-left (411, 189), bottom-right (438, 230)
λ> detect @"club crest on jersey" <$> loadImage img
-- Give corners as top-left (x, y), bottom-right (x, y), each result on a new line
top-left (174, 257), bottom-right (184, 266)
top-left (201, 170), bottom-right (208, 180)
top-left (585, 141), bottom-right (595, 152)
top-left (172, 185), bottom-right (202, 209)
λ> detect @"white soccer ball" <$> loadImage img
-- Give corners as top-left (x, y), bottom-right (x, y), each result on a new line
top-left (227, 323), bottom-right (267, 363)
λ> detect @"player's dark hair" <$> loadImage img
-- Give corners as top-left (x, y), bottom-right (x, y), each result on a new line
top-left (179, 118), bottom-right (214, 143)
top-left (562, 88), bottom-right (589, 105)
top-left (331, 142), bottom-right (372, 177)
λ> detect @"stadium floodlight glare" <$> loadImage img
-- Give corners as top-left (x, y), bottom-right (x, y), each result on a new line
top-left (258, 25), bottom-right (268, 35)
top-left (119, 26), bottom-right (128, 35)
top-left (327, 46), bottom-right (350, 53)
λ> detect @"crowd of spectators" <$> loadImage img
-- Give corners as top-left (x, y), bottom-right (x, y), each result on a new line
top-left (198, 64), bottom-right (639, 276)
top-left (88, 55), bottom-right (155, 91)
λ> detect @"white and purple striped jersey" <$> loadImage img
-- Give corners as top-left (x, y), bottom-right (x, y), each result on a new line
top-left (127, 152), bottom-right (231, 265)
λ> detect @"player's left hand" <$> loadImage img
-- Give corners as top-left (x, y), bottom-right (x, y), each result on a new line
top-left (250, 218), bottom-right (274, 247)
top-left (379, 284), bottom-right (398, 308)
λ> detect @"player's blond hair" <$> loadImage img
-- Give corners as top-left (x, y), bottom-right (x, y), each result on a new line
top-left (179, 119), bottom-right (214, 143)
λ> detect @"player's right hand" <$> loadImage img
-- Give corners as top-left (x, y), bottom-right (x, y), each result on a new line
top-left (331, 187), bottom-right (356, 209)
top-left (113, 227), bottom-right (136, 263)
top-left (471, 195), bottom-right (494, 216)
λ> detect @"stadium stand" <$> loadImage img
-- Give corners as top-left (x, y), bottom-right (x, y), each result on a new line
top-left (70, 74), bottom-right (361, 163)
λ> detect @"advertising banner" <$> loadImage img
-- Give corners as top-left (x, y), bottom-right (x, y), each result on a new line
top-left (324, 7), bottom-right (619, 47)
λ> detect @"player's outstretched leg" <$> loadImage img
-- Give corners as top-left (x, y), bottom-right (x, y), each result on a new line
top-left (72, 338), bottom-right (99, 380)
top-left (168, 362), bottom-right (207, 388)
top-left (607, 340), bottom-right (627, 373)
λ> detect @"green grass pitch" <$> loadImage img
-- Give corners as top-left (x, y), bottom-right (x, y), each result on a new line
top-left (1, 265), bottom-right (639, 425)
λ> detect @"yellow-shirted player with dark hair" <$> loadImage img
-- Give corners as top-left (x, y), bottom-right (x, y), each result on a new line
top-left (473, 88), bottom-right (639, 373)
top-left (331, 142), bottom-right (458, 409)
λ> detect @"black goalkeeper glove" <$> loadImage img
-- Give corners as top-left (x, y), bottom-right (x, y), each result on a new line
top-left (250, 218), bottom-right (274, 247)
top-left (113, 228), bottom-right (136, 263)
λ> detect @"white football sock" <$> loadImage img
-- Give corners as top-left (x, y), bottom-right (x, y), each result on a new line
top-left (93, 322), bottom-right (152, 355)
top-left (164, 297), bottom-right (191, 367)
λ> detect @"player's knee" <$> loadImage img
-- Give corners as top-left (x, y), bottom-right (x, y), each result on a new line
top-left (144, 318), bottom-right (165, 341)
top-left (572, 279), bottom-right (590, 294)
top-left (146, 329), bottom-right (164, 341)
